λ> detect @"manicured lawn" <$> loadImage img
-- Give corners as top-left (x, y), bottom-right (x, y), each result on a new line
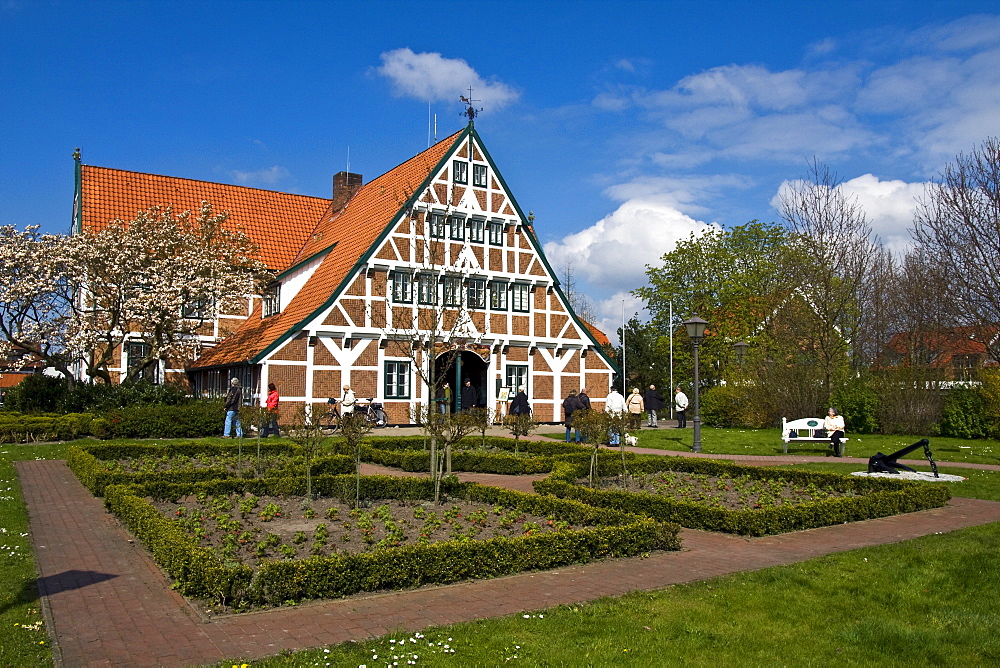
top-left (3, 437), bottom-right (998, 667)
top-left (0, 443), bottom-right (68, 668)
top-left (542, 427), bottom-right (1000, 466)
top-left (216, 521), bottom-right (1000, 667)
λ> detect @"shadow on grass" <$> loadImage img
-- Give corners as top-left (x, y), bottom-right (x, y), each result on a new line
top-left (0, 570), bottom-right (119, 616)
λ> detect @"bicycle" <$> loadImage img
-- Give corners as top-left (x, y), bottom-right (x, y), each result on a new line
top-left (319, 397), bottom-right (388, 434)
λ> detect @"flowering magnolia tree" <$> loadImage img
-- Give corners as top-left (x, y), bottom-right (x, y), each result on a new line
top-left (0, 225), bottom-right (78, 379)
top-left (0, 202), bottom-right (269, 383)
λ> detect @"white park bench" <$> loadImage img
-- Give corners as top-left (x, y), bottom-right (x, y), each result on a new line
top-left (780, 417), bottom-right (849, 454)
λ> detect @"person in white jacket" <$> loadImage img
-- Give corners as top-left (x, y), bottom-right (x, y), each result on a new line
top-left (674, 386), bottom-right (689, 428)
top-left (605, 387), bottom-right (626, 446)
top-left (824, 407), bottom-right (846, 457)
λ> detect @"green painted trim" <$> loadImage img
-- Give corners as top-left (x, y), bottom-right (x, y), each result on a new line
top-left (275, 244), bottom-right (336, 280)
top-left (73, 150), bottom-right (83, 235)
top-left (469, 128), bottom-right (616, 371)
top-left (468, 126), bottom-right (561, 285)
top-left (251, 128), bottom-right (472, 363)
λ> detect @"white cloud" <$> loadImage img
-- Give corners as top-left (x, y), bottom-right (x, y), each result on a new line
top-left (229, 165), bottom-right (290, 186)
top-left (376, 48), bottom-right (519, 109)
top-left (770, 174), bottom-right (927, 256)
top-left (544, 198), bottom-right (717, 292)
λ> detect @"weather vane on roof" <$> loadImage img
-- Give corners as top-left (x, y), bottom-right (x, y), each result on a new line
top-left (460, 87), bottom-right (482, 122)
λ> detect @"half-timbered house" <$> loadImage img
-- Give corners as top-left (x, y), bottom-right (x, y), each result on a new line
top-left (75, 122), bottom-right (616, 422)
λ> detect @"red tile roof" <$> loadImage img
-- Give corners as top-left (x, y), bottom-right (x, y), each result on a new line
top-left (191, 129), bottom-right (464, 368)
top-left (78, 166), bottom-right (331, 271)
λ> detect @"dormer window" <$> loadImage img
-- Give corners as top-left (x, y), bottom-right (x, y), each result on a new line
top-left (452, 160), bottom-right (468, 185)
top-left (473, 164), bottom-right (488, 187)
top-left (262, 282), bottom-right (281, 318)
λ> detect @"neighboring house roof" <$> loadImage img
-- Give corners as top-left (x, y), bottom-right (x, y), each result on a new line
top-left (77, 165), bottom-right (331, 272)
top-left (883, 325), bottom-right (999, 367)
top-left (190, 129), bottom-right (464, 369)
top-left (580, 317), bottom-right (611, 348)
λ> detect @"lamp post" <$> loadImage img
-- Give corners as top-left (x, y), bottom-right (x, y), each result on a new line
top-left (733, 341), bottom-right (749, 365)
top-left (683, 315), bottom-right (708, 453)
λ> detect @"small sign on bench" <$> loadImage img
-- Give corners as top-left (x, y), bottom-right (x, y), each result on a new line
top-left (781, 417), bottom-right (848, 454)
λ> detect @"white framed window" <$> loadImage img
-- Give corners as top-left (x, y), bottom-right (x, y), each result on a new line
top-left (490, 280), bottom-right (508, 310)
top-left (449, 215), bottom-right (465, 240)
top-left (452, 160), bottom-right (468, 185)
top-left (488, 221), bottom-right (504, 246)
top-left (473, 164), bottom-right (488, 187)
top-left (467, 278), bottom-right (487, 309)
top-left (506, 364), bottom-right (528, 395)
top-left (384, 361), bottom-right (410, 399)
top-left (469, 218), bottom-right (485, 243)
top-left (262, 282), bottom-right (281, 317)
top-left (391, 270), bottom-right (412, 303)
top-left (417, 273), bottom-right (437, 305)
top-left (443, 275), bottom-right (462, 307)
top-left (429, 213), bottom-right (446, 238)
top-left (511, 283), bottom-right (530, 313)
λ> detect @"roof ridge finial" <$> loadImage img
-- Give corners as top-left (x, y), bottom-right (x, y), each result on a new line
top-left (460, 87), bottom-right (482, 124)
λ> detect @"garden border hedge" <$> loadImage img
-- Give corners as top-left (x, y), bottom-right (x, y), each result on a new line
top-left (66, 442), bottom-right (354, 496)
top-left (533, 457), bottom-right (951, 536)
top-left (102, 474), bottom-right (681, 608)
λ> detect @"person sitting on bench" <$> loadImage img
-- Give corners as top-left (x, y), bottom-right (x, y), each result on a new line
top-left (824, 407), bottom-right (846, 457)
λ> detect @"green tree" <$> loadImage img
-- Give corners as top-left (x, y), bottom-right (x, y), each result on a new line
top-left (635, 220), bottom-right (797, 388)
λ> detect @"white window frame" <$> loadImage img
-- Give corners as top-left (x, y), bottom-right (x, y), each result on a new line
top-left (384, 360), bottom-right (411, 399)
top-left (511, 283), bottom-right (531, 313)
top-left (473, 164), bottom-right (488, 187)
top-left (452, 160), bottom-right (468, 185)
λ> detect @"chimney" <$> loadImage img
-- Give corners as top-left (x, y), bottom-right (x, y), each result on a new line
top-left (332, 171), bottom-right (363, 209)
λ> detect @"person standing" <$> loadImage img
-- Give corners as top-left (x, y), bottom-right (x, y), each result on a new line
top-left (262, 382), bottom-right (281, 437)
top-left (643, 384), bottom-right (664, 427)
top-left (626, 388), bottom-right (645, 430)
top-left (578, 388), bottom-right (591, 411)
top-left (341, 384), bottom-right (357, 414)
top-left (825, 407), bottom-right (847, 457)
top-left (674, 386), bottom-right (689, 428)
top-left (461, 378), bottom-right (476, 413)
top-left (510, 385), bottom-right (531, 416)
top-left (562, 389), bottom-right (582, 442)
top-left (223, 377), bottom-right (243, 438)
top-left (605, 386), bottom-right (626, 445)
top-left (436, 382), bottom-right (451, 414)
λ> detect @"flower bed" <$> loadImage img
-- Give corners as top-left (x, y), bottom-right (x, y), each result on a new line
top-left (67, 442), bottom-right (353, 496)
top-left (103, 474), bottom-right (681, 609)
top-left (534, 457), bottom-right (951, 536)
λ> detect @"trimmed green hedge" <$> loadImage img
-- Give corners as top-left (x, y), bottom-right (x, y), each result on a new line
top-left (0, 412), bottom-right (95, 443)
top-left (351, 435), bottom-right (632, 475)
top-left (102, 474), bottom-right (681, 608)
top-left (534, 458), bottom-right (951, 536)
top-left (67, 442), bottom-right (354, 496)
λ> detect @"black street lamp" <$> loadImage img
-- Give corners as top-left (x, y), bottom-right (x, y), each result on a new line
top-left (733, 341), bottom-right (749, 364)
top-left (683, 315), bottom-right (708, 453)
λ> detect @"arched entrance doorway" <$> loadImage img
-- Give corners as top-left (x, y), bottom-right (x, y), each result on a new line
top-left (434, 350), bottom-right (489, 413)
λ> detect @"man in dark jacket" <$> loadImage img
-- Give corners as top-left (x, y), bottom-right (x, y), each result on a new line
top-left (563, 389), bottom-right (582, 443)
top-left (461, 379), bottom-right (476, 413)
top-left (223, 377), bottom-right (243, 438)
top-left (643, 384), bottom-right (664, 428)
top-left (578, 388), bottom-right (592, 410)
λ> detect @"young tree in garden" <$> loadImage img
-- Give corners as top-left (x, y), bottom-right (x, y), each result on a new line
top-left (288, 404), bottom-right (327, 501)
top-left (371, 205), bottom-right (479, 497)
top-left (778, 161), bottom-right (885, 393)
top-left (339, 412), bottom-right (373, 508)
top-left (0, 225), bottom-right (79, 380)
top-left (70, 203), bottom-right (268, 383)
top-left (912, 137), bottom-right (1000, 363)
top-left (503, 412), bottom-right (536, 456)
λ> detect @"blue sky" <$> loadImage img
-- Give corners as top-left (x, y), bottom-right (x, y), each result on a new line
top-left (2, 0), bottom-right (999, 339)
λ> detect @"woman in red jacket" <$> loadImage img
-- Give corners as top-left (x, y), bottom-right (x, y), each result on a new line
top-left (262, 383), bottom-right (281, 437)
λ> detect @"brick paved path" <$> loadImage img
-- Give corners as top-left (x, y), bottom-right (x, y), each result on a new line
top-left (18, 459), bottom-right (1000, 667)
